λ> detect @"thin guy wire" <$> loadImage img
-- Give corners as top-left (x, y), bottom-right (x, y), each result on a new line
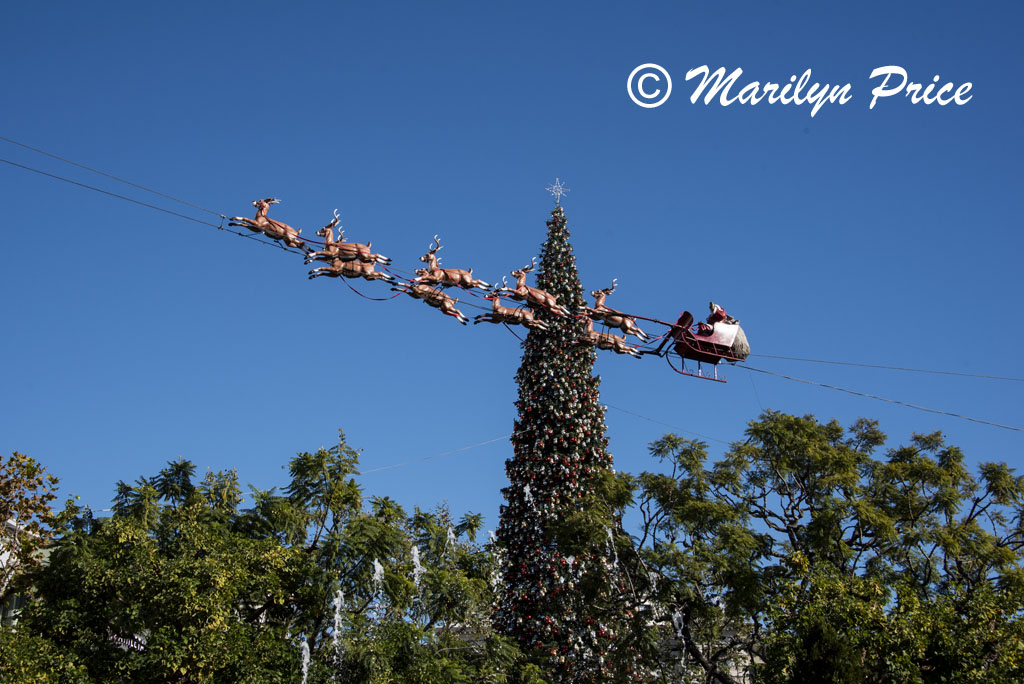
top-left (605, 404), bottom-right (731, 445)
top-left (0, 157), bottom-right (305, 255)
top-left (742, 366), bottom-right (1023, 432)
top-left (750, 354), bottom-right (1024, 382)
top-left (5, 148), bottom-right (1021, 434)
top-left (0, 134), bottom-right (225, 218)
top-left (361, 435), bottom-right (511, 474)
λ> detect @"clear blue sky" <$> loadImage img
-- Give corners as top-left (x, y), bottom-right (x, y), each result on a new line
top-left (2, 2), bottom-right (1021, 532)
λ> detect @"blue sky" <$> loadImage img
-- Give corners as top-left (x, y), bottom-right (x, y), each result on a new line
top-left (2, 2), bottom-right (1021, 532)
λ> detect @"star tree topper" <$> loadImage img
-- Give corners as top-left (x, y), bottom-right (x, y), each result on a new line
top-left (546, 178), bottom-right (570, 205)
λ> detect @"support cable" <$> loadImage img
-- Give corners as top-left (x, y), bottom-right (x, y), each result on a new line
top-left (4, 142), bottom-right (1022, 435)
top-left (362, 435), bottom-right (512, 474)
top-left (0, 134), bottom-right (225, 218)
top-left (750, 353), bottom-right (1024, 382)
top-left (0, 156), bottom-right (306, 255)
top-left (742, 365), bottom-right (1023, 432)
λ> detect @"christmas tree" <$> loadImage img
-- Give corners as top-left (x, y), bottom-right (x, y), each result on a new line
top-left (495, 189), bottom-right (638, 682)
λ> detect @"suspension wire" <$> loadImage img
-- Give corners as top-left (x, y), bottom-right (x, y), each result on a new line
top-left (0, 156), bottom-right (308, 255)
top-left (79, 435), bottom-right (514, 510)
top-left (742, 366), bottom-right (1023, 433)
top-left (5, 145), bottom-right (1021, 435)
top-left (381, 264), bottom-right (413, 282)
top-left (0, 134), bottom-right (226, 218)
top-left (583, 304), bottom-right (1022, 384)
top-left (0, 151), bottom-right (517, 317)
top-left (455, 297), bottom-right (494, 313)
top-left (605, 404), bottom-right (731, 445)
top-left (1, 156), bottom-right (222, 227)
top-left (383, 264), bottom-right (420, 280)
top-left (748, 369), bottom-right (766, 412)
top-left (750, 354), bottom-right (1024, 383)
top-left (377, 265), bottom-right (497, 312)
top-left (6, 137), bottom-right (1017, 383)
top-left (361, 435), bottom-right (512, 474)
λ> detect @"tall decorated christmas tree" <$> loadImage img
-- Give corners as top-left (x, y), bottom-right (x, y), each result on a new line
top-left (495, 184), bottom-right (639, 682)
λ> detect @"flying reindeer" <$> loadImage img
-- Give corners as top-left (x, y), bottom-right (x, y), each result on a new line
top-left (577, 318), bottom-right (641, 358)
top-left (413, 235), bottom-right (490, 290)
top-left (497, 258), bottom-right (570, 316)
top-left (391, 282), bottom-right (469, 324)
top-left (586, 279), bottom-right (650, 341)
top-left (304, 210), bottom-right (391, 265)
top-left (473, 283), bottom-right (550, 331)
top-left (307, 231), bottom-right (395, 283)
top-left (229, 198), bottom-right (308, 251)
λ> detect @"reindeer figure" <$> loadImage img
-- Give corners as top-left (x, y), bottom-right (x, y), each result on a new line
top-left (229, 198), bottom-right (308, 251)
top-left (307, 256), bottom-right (395, 283)
top-left (413, 236), bottom-right (490, 290)
top-left (304, 210), bottom-right (391, 265)
top-left (304, 211), bottom-right (344, 263)
top-left (474, 285), bottom-right (550, 331)
top-left (577, 318), bottom-right (641, 358)
top-left (498, 258), bottom-right (570, 316)
top-left (587, 279), bottom-right (650, 341)
top-left (391, 282), bottom-right (469, 324)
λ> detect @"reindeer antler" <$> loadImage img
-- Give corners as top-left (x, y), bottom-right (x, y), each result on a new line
top-left (521, 257), bottom-right (538, 273)
top-left (428, 235), bottom-right (443, 253)
top-left (593, 279), bottom-right (619, 297)
top-left (326, 208), bottom-right (342, 228)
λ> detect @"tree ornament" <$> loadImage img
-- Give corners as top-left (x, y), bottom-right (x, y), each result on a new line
top-left (495, 203), bottom-right (636, 682)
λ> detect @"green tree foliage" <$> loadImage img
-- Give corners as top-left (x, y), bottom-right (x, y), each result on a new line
top-left (634, 411), bottom-right (1024, 683)
top-left (0, 629), bottom-right (90, 683)
top-left (0, 451), bottom-right (61, 604)
top-left (3, 433), bottom-right (535, 683)
top-left (8, 413), bottom-right (1023, 683)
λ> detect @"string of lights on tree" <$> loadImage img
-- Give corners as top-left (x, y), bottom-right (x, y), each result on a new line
top-left (225, 178), bottom-right (696, 679)
top-left (493, 199), bottom-right (648, 680)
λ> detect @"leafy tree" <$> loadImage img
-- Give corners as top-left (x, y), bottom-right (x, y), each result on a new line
top-left (19, 471), bottom-right (302, 682)
top-left (12, 410), bottom-right (1022, 683)
top-left (633, 411), bottom-right (1024, 683)
top-left (0, 629), bottom-right (90, 683)
top-left (0, 451), bottom-right (61, 604)
top-left (6, 432), bottom-right (535, 683)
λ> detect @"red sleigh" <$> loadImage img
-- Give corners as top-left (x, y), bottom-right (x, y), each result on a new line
top-left (639, 304), bottom-right (751, 382)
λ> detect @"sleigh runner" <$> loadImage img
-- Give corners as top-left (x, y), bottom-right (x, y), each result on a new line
top-left (636, 303), bottom-right (751, 382)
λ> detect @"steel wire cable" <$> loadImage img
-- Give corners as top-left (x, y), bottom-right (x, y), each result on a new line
top-left (0, 134), bottom-right (226, 218)
top-left (3, 142), bottom-right (1021, 435)
top-left (361, 435), bottom-right (512, 474)
top-left (0, 156), bottom-right (306, 254)
top-left (742, 366), bottom-right (1023, 432)
top-left (750, 353), bottom-right (1024, 382)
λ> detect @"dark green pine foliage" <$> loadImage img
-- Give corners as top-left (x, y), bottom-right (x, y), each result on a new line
top-left (495, 205), bottom-right (637, 682)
